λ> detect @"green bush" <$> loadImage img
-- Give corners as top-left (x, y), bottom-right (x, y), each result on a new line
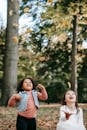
top-left (78, 79), bottom-right (87, 103)
top-left (46, 82), bottom-right (67, 103)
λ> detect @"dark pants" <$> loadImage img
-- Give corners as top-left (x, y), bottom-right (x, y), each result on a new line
top-left (16, 115), bottom-right (36, 130)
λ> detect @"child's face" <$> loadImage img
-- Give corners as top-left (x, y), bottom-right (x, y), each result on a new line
top-left (22, 79), bottom-right (33, 91)
top-left (65, 90), bottom-right (76, 103)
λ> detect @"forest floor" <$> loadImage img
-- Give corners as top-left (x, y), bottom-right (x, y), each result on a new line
top-left (0, 104), bottom-right (87, 130)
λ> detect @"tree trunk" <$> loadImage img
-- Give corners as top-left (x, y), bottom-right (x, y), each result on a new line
top-left (71, 15), bottom-right (78, 95)
top-left (0, 0), bottom-right (19, 106)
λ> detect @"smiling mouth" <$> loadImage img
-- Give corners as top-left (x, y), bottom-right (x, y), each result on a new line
top-left (69, 97), bottom-right (73, 99)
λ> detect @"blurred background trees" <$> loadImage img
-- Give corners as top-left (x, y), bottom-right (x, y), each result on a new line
top-left (0, 0), bottom-right (19, 105)
top-left (0, 0), bottom-right (87, 105)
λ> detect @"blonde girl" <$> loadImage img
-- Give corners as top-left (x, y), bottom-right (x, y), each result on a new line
top-left (56, 90), bottom-right (86, 130)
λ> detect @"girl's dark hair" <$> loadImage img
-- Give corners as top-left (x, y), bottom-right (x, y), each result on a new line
top-left (17, 77), bottom-right (37, 93)
top-left (61, 90), bottom-right (78, 108)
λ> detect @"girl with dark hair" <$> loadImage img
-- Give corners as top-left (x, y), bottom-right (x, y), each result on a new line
top-left (8, 77), bottom-right (48, 130)
top-left (56, 90), bottom-right (86, 130)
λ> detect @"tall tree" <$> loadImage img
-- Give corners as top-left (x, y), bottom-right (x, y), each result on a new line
top-left (71, 15), bottom-right (78, 93)
top-left (0, 0), bottom-right (19, 106)
top-left (41, 0), bottom-right (87, 94)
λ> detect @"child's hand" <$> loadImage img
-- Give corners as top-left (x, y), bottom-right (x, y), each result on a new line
top-left (37, 84), bottom-right (45, 90)
top-left (8, 95), bottom-right (16, 107)
top-left (8, 94), bottom-right (21, 107)
top-left (65, 112), bottom-right (72, 120)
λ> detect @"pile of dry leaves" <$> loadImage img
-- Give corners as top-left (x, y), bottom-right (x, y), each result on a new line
top-left (0, 104), bottom-right (87, 130)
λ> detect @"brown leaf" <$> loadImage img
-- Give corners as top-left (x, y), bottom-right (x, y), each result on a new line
top-left (47, 0), bottom-right (53, 3)
top-left (12, 36), bottom-right (18, 44)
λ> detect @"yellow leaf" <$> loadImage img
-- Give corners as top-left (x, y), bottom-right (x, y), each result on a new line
top-left (13, 23), bottom-right (19, 28)
top-left (39, 56), bottom-right (45, 61)
top-left (25, 28), bottom-right (32, 34)
top-left (12, 36), bottom-right (18, 44)
top-left (58, 33), bottom-right (67, 42)
top-left (23, 7), bottom-right (29, 13)
top-left (9, 10), bottom-right (13, 16)
top-left (82, 14), bottom-right (87, 17)
top-left (75, 55), bottom-right (78, 61)
top-left (67, 43), bottom-right (72, 49)
top-left (67, 82), bottom-right (71, 88)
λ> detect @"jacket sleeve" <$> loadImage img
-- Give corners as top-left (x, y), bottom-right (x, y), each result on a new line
top-left (8, 94), bottom-right (21, 107)
top-left (8, 95), bottom-right (17, 107)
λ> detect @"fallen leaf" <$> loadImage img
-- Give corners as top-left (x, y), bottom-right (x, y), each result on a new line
top-left (12, 36), bottom-right (18, 44)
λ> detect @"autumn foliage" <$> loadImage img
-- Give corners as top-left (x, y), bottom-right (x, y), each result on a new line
top-left (0, 104), bottom-right (87, 130)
